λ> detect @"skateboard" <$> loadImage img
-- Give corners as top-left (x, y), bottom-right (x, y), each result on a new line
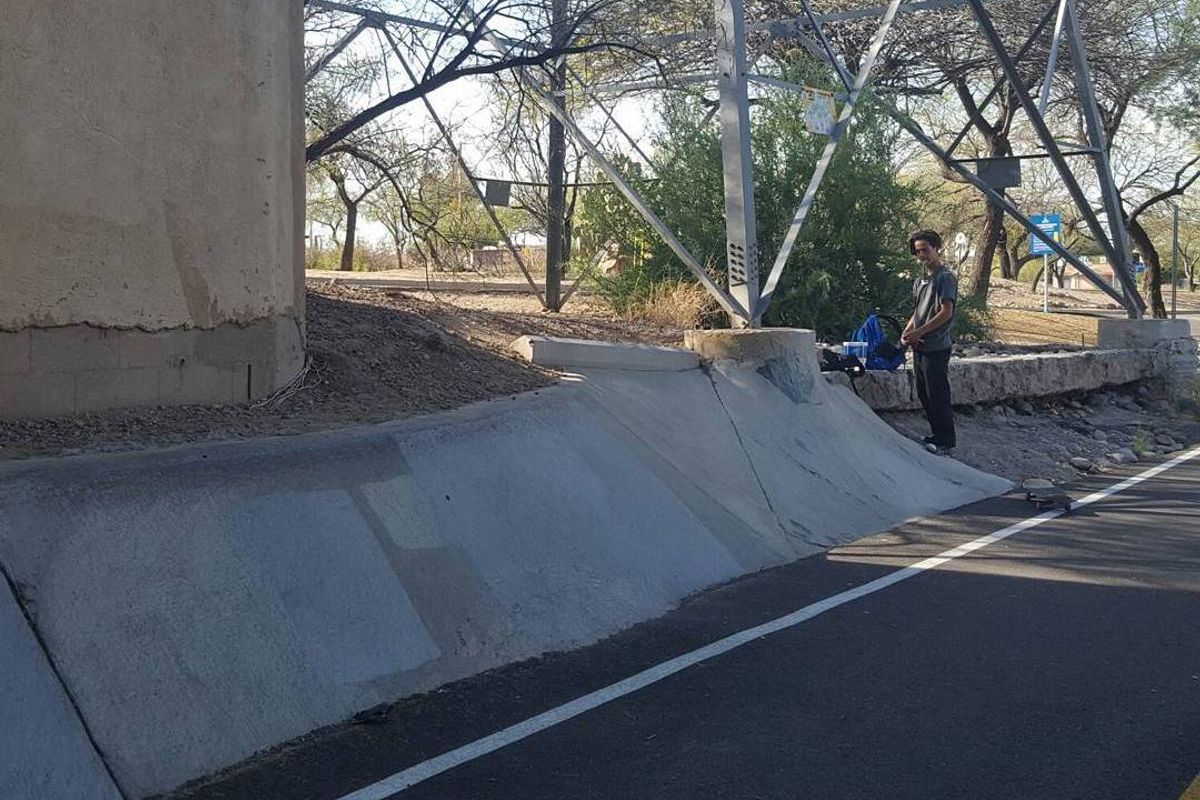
top-left (1022, 478), bottom-right (1073, 512)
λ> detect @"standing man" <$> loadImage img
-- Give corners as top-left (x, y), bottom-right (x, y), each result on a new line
top-left (901, 230), bottom-right (957, 455)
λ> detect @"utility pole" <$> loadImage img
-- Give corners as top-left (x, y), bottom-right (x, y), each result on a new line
top-left (544, 0), bottom-right (568, 312)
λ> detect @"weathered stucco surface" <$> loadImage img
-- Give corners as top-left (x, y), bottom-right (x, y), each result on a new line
top-left (0, 0), bottom-right (304, 332)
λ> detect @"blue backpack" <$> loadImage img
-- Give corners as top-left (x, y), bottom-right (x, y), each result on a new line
top-left (851, 312), bottom-right (906, 371)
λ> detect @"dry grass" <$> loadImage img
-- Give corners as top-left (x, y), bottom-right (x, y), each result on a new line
top-left (625, 280), bottom-right (719, 329)
top-left (991, 309), bottom-right (1101, 346)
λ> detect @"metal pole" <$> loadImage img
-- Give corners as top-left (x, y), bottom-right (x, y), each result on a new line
top-left (715, 0), bottom-right (760, 326)
top-left (1043, 255), bottom-right (1050, 312)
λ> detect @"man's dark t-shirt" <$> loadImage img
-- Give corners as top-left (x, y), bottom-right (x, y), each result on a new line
top-left (912, 266), bottom-right (957, 351)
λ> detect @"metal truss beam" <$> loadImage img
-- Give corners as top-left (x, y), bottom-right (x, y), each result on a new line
top-left (889, 109), bottom-right (1131, 308)
top-left (1037, 0), bottom-right (1070, 114)
top-left (966, 0), bottom-right (1142, 316)
top-left (644, 0), bottom-right (967, 50)
top-left (943, 0), bottom-right (1060, 158)
top-left (306, 0), bottom-right (529, 51)
top-left (1062, 0), bottom-right (1143, 316)
top-left (716, 0), bottom-right (762, 325)
top-left (306, 16), bottom-right (371, 82)
top-left (563, 64), bottom-right (656, 169)
top-left (756, 0), bottom-right (904, 317)
top-left (377, 25), bottom-right (548, 307)
top-left (521, 74), bottom-right (749, 320)
top-left (307, 0), bottom-right (1146, 323)
top-left (779, 6), bottom-right (1135, 313)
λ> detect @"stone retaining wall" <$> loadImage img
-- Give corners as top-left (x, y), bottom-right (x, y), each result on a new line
top-left (824, 348), bottom-right (1177, 411)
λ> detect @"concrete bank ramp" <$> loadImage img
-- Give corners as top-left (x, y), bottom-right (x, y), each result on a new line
top-left (0, 330), bottom-right (1008, 798)
top-left (0, 576), bottom-right (123, 800)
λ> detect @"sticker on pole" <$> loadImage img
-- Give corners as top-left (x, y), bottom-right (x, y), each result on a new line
top-left (802, 88), bottom-right (837, 136)
top-left (1029, 213), bottom-right (1062, 255)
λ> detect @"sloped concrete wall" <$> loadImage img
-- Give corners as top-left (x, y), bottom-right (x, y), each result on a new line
top-left (0, 1), bottom-right (305, 416)
top-left (0, 577), bottom-right (122, 800)
top-left (0, 371), bottom-right (1006, 796)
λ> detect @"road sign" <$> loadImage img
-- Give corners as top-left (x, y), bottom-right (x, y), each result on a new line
top-left (802, 88), bottom-right (836, 136)
top-left (1030, 213), bottom-right (1062, 256)
top-left (1133, 260), bottom-right (1146, 275)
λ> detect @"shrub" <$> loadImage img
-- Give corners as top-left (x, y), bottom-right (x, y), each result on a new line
top-left (577, 56), bottom-right (918, 341)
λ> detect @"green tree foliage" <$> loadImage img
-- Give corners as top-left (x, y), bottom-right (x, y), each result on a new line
top-left (579, 63), bottom-right (922, 340)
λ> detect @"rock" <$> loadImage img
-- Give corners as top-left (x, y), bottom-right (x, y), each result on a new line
top-left (1064, 419), bottom-right (1094, 435)
top-left (1067, 400), bottom-right (1084, 410)
top-left (1016, 400), bottom-right (1035, 415)
top-left (962, 347), bottom-right (983, 358)
top-left (1108, 448), bottom-right (1138, 465)
top-left (1155, 432), bottom-right (1178, 448)
top-left (1069, 456), bottom-right (1095, 472)
top-left (1091, 429), bottom-right (1108, 441)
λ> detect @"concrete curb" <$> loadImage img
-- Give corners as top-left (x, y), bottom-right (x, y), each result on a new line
top-left (512, 335), bottom-right (699, 371)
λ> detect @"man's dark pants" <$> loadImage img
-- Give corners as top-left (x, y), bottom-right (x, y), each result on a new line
top-left (914, 348), bottom-right (956, 448)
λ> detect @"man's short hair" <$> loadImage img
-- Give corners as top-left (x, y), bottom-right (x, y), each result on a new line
top-left (908, 229), bottom-right (943, 254)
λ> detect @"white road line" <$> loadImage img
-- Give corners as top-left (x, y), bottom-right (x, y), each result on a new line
top-left (338, 446), bottom-right (1200, 800)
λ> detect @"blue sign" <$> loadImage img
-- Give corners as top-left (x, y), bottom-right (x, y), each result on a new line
top-left (1134, 261), bottom-right (1146, 275)
top-left (1030, 213), bottom-right (1062, 255)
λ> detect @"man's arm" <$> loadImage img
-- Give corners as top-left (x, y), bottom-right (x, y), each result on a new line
top-left (906, 300), bottom-right (954, 340)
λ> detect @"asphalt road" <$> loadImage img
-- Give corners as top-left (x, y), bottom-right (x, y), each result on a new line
top-left (176, 452), bottom-right (1200, 800)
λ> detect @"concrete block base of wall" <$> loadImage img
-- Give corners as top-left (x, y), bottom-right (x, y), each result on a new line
top-left (1096, 318), bottom-right (1192, 349)
top-left (0, 316), bottom-right (304, 418)
top-left (1096, 319), bottom-right (1198, 402)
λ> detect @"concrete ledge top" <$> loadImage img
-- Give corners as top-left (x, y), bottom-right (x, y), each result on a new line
top-left (684, 328), bottom-right (816, 364)
top-left (512, 335), bottom-right (699, 372)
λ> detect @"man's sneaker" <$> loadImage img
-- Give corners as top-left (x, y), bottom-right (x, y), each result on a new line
top-left (925, 442), bottom-right (954, 456)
